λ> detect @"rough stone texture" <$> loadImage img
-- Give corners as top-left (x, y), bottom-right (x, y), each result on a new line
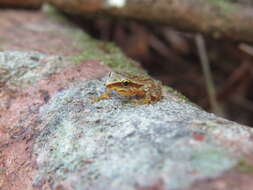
top-left (0, 9), bottom-right (112, 190)
top-left (0, 51), bottom-right (110, 190)
top-left (1, 8), bottom-right (253, 190)
top-left (0, 0), bottom-right (43, 8)
top-left (34, 78), bottom-right (253, 190)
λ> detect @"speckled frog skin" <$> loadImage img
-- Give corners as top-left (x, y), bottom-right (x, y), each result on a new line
top-left (97, 71), bottom-right (163, 104)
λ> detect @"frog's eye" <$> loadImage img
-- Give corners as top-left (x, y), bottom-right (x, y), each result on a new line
top-left (122, 80), bottom-right (130, 86)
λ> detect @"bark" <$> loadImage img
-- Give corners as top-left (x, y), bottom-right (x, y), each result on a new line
top-left (49, 0), bottom-right (253, 42)
top-left (0, 0), bottom-right (43, 8)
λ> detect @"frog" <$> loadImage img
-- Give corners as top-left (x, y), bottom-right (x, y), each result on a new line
top-left (94, 71), bottom-right (163, 104)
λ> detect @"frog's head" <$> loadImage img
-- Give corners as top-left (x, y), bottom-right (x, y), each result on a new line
top-left (105, 72), bottom-right (144, 96)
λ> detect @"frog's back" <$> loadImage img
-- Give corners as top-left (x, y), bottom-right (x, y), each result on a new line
top-left (130, 74), bottom-right (163, 101)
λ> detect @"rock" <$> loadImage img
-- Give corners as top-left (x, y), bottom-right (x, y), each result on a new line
top-left (1, 8), bottom-right (253, 190)
top-left (0, 9), bottom-right (82, 55)
top-left (34, 77), bottom-right (253, 190)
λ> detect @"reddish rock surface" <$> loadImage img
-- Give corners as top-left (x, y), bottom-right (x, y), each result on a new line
top-left (187, 170), bottom-right (253, 190)
top-left (0, 9), bottom-right (82, 55)
top-left (0, 56), bottom-right (109, 190)
top-left (0, 9), bottom-right (110, 190)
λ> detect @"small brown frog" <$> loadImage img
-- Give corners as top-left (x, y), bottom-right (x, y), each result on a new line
top-left (94, 71), bottom-right (163, 104)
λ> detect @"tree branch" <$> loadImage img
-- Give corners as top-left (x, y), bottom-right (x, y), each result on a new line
top-left (49, 0), bottom-right (253, 42)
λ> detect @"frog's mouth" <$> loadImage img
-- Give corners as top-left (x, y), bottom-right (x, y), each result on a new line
top-left (106, 82), bottom-right (142, 89)
top-left (108, 86), bottom-right (135, 96)
top-left (116, 89), bottom-right (135, 96)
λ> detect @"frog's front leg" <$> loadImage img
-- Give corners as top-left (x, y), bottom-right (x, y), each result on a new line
top-left (136, 92), bottom-right (152, 104)
top-left (91, 88), bottom-right (112, 102)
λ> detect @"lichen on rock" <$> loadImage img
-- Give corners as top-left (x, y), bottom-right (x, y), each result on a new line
top-left (0, 51), bottom-right (70, 88)
top-left (34, 78), bottom-right (253, 190)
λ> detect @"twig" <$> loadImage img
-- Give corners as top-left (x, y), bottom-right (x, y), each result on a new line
top-left (195, 34), bottom-right (223, 116)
